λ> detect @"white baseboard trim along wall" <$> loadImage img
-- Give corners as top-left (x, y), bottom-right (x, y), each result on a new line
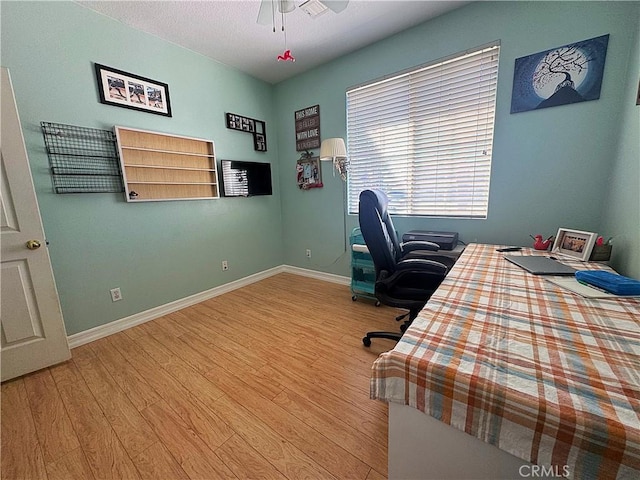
top-left (67, 265), bottom-right (350, 348)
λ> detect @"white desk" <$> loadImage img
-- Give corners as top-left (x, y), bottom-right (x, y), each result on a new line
top-left (372, 244), bottom-right (640, 479)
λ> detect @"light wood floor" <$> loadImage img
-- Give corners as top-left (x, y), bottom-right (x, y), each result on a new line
top-left (2, 273), bottom-right (402, 480)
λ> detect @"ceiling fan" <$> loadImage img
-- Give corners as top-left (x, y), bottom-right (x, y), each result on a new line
top-left (257, 0), bottom-right (349, 25)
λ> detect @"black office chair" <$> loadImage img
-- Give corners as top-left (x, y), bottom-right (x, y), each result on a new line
top-left (358, 189), bottom-right (455, 346)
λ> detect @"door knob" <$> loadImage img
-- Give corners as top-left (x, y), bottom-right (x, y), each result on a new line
top-left (26, 240), bottom-right (41, 250)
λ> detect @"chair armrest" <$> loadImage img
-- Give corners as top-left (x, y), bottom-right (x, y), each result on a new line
top-left (401, 240), bottom-right (440, 253)
top-left (396, 258), bottom-right (448, 275)
top-left (376, 259), bottom-right (448, 293)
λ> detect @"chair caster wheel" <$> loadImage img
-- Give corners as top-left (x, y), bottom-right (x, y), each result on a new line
top-left (362, 337), bottom-right (371, 347)
top-left (352, 295), bottom-right (357, 301)
top-left (375, 301), bottom-right (381, 307)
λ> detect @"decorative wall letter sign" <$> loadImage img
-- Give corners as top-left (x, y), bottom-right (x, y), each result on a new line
top-left (294, 105), bottom-right (321, 151)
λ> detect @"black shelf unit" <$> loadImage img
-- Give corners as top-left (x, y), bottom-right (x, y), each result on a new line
top-left (41, 122), bottom-right (123, 193)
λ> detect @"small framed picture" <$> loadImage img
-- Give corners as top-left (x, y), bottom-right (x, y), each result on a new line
top-left (296, 156), bottom-right (322, 190)
top-left (94, 63), bottom-right (172, 117)
top-left (551, 228), bottom-right (598, 261)
top-left (253, 133), bottom-right (267, 152)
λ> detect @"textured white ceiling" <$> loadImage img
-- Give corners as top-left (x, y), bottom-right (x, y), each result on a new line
top-left (77, 1), bottom-right (470, 84)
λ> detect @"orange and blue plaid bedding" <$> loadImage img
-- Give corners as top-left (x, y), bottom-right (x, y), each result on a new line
top-left (372, 243), bottom-right (640, 479)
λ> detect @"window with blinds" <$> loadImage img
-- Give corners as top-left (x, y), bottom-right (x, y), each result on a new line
top-left (346, 43), bottom-right (500, 218)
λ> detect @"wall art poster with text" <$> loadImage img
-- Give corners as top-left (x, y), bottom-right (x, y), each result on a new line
top-left (510, 35), bottom-right (609, 114)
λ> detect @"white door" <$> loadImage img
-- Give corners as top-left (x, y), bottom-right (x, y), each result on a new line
top-left (1, 67), bottom-right (70, 382)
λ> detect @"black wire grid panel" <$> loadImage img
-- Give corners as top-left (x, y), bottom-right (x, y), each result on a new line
top-left (41, 122), bottom-right (124, 193)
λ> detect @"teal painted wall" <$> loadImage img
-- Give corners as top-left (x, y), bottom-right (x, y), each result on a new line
top-left (2, 1), bottom-right (639, 338)
top-left (602, 17), bottom-right (640, 279)
top-left (1, 1), bottom-right (283, 335)
top-left (275, 1), bottom-right (640, 278)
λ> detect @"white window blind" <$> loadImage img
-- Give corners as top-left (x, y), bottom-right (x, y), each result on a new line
top-left (346, 43), bottom-right (500, 218)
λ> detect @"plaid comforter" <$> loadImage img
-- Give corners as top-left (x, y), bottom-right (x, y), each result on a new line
top-left (371, 244), bottom-right (640, 479)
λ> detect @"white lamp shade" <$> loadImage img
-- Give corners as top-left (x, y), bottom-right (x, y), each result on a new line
top-left (319, 138), bottom-right (346, 161)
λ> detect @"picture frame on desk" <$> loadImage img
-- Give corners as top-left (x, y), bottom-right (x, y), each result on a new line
top-left (551, 228), bottom-right (598, 261)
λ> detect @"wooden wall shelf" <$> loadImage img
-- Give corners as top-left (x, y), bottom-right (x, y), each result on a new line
top-left (115, 126), bottom-right (219, 202)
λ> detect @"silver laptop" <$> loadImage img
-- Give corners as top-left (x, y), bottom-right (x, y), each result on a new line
top-left (504, 255), bottom-right (577, 276)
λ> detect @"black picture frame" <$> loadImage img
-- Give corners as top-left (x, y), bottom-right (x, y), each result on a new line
top-left (94, 63), bottom-right (172, 117)
top-left (225, 112), bottom-right (267, 151)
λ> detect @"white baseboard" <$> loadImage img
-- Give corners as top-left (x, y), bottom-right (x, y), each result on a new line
top-left (67, 265), bottom-right (350, 348)
top-left (281, 265), bottom-right (350, 286)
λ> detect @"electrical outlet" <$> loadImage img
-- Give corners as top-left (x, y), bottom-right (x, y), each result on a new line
top-left (306, 249), bottom-right (312, 258)
top-left (110, 287), bottom-right (122, 302)
top-left (222, 260), bottom-right (229, 271)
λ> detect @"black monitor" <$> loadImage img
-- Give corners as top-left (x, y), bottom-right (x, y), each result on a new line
top-left (220, 160), bottom-right (272, 197)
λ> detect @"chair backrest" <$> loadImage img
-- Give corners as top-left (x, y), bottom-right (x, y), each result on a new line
top-left (380, 197), bottom-right (403, 262)
top-left (358, 189), bottom-right (400, 275)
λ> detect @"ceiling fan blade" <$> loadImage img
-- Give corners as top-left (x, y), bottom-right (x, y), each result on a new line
top-left (323, 0), bottom-right (349, 14)
top-left (256, 0), bottom-right (273, 25)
